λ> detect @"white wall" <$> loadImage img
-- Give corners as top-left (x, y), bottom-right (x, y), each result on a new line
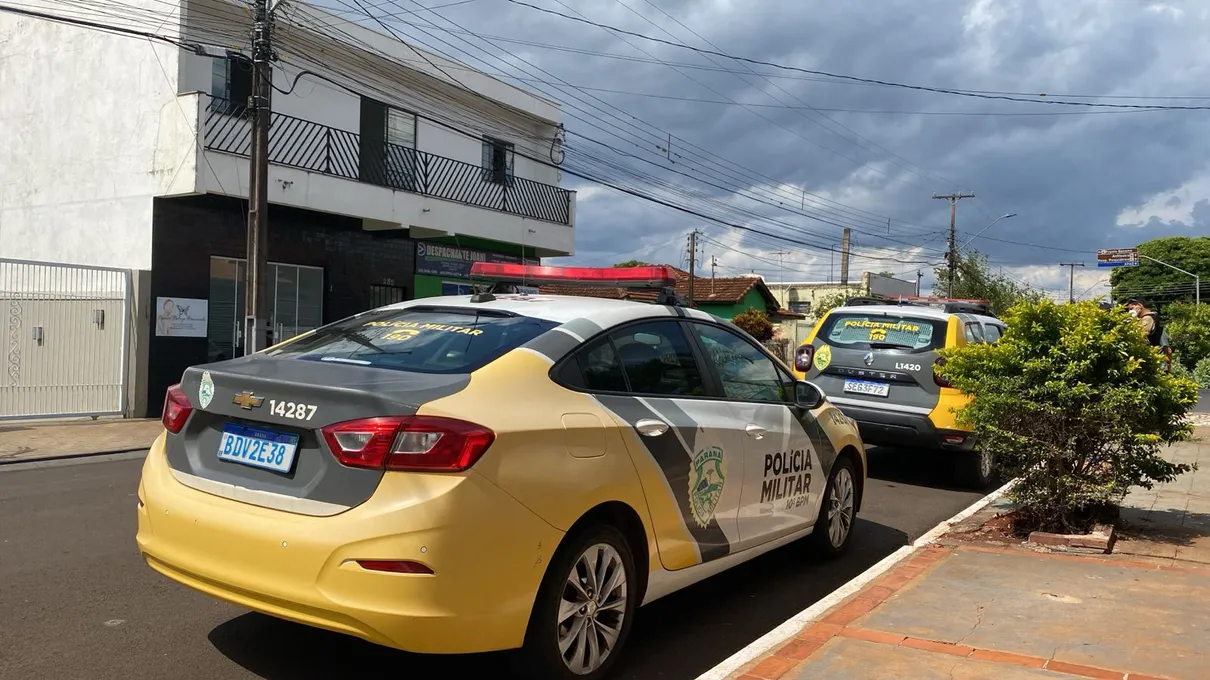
top-left (200, 151), bottom-right (574, 256)
top-left (178, 0), bottom-right (565, 185)
top-left (0, 0), bottom-right (195, 271)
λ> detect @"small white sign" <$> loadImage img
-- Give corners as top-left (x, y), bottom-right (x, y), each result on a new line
top-left (156, 297), bottom-right (209, 337)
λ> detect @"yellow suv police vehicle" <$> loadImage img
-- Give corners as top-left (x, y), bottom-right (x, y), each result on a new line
top-left (791, 297), bottom-right (1004, 488)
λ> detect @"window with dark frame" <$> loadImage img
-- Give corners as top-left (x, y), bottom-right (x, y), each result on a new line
top-left (481, 136), bottom-right (515, 185)
top-left (210, 55), bottom-right (253, 116)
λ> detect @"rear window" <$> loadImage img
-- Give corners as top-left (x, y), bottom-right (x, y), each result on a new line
top-left (818, 313), bottom-right (947, 352)
top-left (264, 307), bottom-right (559, 374)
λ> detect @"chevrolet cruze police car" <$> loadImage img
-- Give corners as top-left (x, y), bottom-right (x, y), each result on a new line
top-left (136, 263), bottom-right (867, 680)
top-left (791, 297), bottom-right (1004, 489)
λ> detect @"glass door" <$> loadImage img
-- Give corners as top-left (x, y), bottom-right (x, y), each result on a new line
top-left (208, 257), bottom-right (323, 358)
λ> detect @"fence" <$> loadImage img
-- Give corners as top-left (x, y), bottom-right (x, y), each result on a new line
top-left (1, 259), bottom-right (132, 420)
top-left (203, 98), bottom-right (573, 225)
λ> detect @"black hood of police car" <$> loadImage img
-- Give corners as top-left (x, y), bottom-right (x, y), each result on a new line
top-left (164, 353), bottom-right (473, 515)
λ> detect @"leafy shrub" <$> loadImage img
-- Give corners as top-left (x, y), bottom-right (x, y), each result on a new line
top-left (1164, 301), bottom-right (1210, 369)
top-left (731, 308), bottom-right (774, 342)
top-left (938, 300), bottom-right (1199, 533)
top-left (1193, 357), bottom-right (1210, 389)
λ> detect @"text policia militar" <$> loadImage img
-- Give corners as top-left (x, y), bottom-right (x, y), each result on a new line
top-left (761, 449), bottom-right (813, 510)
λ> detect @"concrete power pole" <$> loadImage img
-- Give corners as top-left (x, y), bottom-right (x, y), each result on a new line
top-left (1060, 262), bottom-right (1085, 303)
top-left (244, 0), bottom-right (276, 355)
top-left (916, 270), bottom-right (923, 297)
top-left (839, 228), bottom-right (851, 285)
top-left (687, 230), bottom-right (697, 307)
top-left (709, 255), bottom-right (718, 295)
top-left (934, 192), bottom-right (976, 298)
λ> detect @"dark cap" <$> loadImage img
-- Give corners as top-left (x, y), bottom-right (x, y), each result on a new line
top-left (1125, 297), bottom-right (1147, 306)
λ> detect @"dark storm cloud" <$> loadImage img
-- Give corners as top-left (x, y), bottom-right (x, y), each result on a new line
top-left (402, 0), bottom-right (1210, 293)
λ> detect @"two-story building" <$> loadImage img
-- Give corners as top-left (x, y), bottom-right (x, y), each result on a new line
top-left (0, 0), bottom-right (575, 419)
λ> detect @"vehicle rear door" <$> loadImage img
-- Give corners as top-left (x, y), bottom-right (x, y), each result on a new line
top-left (557, 319), bottom-right (747, 569)
top-left (798, 310), bottom-right (950, 416)
top-left (684, 321), bottom-right (826, 551)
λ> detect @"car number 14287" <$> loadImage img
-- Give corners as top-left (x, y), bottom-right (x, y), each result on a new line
top-left (270, 399), bottom-right (317, 421)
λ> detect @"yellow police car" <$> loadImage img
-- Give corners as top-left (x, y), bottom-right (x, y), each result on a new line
top-left (791, 297), bottom-right (1004, 488)
top-left (136, 263), bottom-right (867, 679)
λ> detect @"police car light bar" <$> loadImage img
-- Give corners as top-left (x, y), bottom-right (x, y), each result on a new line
top-left (469, 262), bottom-right (678, 289)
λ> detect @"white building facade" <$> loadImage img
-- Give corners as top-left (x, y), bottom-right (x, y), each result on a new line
top-left (0, 0), bottom-right (576, 418)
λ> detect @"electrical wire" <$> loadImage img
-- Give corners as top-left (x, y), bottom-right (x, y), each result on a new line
top-left (504, 0), bottom-right (1210, 111)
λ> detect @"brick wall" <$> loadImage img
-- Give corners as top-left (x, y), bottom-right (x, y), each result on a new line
top-left (145, 194), bottom-right (415, 416)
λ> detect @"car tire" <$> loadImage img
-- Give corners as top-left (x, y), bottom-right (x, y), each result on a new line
top-left (809, 455), bottom-right (858, 558)
top-left (515, 524), bottom-right (638, 680)
top-left (955, 448), bottom-right (995, 489)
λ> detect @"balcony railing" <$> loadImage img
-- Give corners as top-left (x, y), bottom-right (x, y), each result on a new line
top-left (202, 98), bottom-right (572, 225)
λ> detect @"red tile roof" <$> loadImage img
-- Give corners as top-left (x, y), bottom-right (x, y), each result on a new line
top-left (539, 265), bottom-right (779, 309)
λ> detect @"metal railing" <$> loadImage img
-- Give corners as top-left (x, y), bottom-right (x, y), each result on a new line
top-left (2, 258), bottom-right (132, 421)
top-left (202, 98), bottom-right (572, 225)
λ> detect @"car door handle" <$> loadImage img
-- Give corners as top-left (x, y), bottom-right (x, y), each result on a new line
top-left (745, 424), bottom-right (767, 439)
top-left (635, 419), bottom-right (669, 437)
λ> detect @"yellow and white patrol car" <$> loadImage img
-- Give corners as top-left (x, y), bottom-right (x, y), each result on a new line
top-left (791, 297), bottom-right (1004, 488)
top-left (136, 263), bottom-right (866, 679)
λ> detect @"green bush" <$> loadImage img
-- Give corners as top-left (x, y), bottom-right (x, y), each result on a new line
top-left (1164, 301), bottom-right (1210, 369)
top-left (938, 300), bottom-right (1199, 533)
top-left (1193, 357), bottom-right (1210, 389)
top-left (731, 308), bottom-right (774, 342)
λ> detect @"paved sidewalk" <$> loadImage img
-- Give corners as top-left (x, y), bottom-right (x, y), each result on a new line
top-left (729, 544), bottom-right (1210, 680)
top-left (0, 418), bottom-right (161, 464)
top-left (726, 433), bottom-right (1210, 680)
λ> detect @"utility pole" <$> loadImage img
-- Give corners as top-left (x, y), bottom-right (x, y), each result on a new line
top-left (1060, 262), bottom-right (1085, 303)
top-left (916, 270), bottom-right (923, 297)
top-left (243, 0), bottom-right (276, 355)
top-left (934, 192), bottom-right (975, 297)
top-left (687, 230), bottom-right (697, 307)
top-left (710, 255), bottom-right (718, 295)
top-left (839, 228), bottom-right (851, 285)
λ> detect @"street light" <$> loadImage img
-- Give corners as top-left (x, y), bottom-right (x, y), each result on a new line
top-left (959, 213), bottom-right (1017, 249)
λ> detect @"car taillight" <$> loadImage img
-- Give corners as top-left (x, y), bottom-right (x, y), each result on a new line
top-left (162, 384), bottom-right (192, 433)
top-left (933, 357), bottom-right (951, 388)
top-left (321, 416), bottom-right (494, 472)
top-left (794, 345), bottom-right (816, 372)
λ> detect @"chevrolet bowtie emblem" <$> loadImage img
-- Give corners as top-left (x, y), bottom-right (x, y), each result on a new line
top-left (232, 391), bottom-right (264, 410)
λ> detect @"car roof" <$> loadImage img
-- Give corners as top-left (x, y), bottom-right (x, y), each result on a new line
top-left (827, 305), bottom-right (954, 321)
top-left (379, 293), bottom-right (721, 326)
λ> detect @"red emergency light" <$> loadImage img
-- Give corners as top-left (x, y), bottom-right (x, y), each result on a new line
top-left (469, 262), bottom-right (677, 289)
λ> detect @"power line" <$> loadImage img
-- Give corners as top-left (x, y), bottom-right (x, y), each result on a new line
top-left (505, 0), bottom-right (1210, 111)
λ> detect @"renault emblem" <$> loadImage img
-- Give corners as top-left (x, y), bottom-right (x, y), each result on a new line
top-left (863, 352), bottom-right (875, 367)
top-left (232, 391), bottom-right (264, 410)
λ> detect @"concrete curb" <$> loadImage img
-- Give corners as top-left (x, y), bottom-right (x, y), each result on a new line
top-left (0, 448), bottom-right (149, 467)
top-left (695, 477), bottom-right (1017, 680)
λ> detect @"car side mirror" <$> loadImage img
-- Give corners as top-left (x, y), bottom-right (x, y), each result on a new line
top-left (794, 380), bottom-right (825, 410)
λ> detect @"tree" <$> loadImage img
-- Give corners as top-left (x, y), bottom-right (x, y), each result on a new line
top-left (812, 292), bottom-right (849, 319)
top-left (934, 249), bottom-right (1043, 315)
top-left (938, 299), bottom-right (1199, 533)
top-left (1109, 236), bottom-right (1210, 309)
top-left (731, 308), bottom-right (774, 341)
top-left (1164, 301), bottom-right (1210, 369)
top-left (613, 260), bottom-right (650, 268)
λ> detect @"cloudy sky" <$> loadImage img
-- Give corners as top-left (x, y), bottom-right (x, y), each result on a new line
top-left (347, 0), bottom-right (1205, 299)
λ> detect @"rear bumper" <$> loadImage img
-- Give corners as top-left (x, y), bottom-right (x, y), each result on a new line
top-left (135, 434), bottom-right (563, 654)
top-left (832, 403), bottom-right (976, 452)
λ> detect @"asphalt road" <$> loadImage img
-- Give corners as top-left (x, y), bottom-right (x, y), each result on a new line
top-left (0, 447), bottom-right (988, 680)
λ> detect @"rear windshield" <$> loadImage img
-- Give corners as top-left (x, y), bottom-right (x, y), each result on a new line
top-left (264, 307), bottom-right (559, 374)
top-left (818, 313), bottom-right (947, 352)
